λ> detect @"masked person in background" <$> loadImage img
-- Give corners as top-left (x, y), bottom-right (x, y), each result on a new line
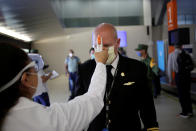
top-left (135, 44), bottom-right (160, 98)
top-left (65, 49), bottom-right (81, 98)
top-left (71, 23), bottom-right (159, 131)
top-left (89, 48), bottom-right (95, 60)
top-left (0, 42), bottom-right (108, 131)
top-left (118, 47), bottom-right (127, 57)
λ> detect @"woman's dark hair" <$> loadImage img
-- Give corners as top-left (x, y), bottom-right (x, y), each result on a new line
top-left (0, 43), bottom-right (29, 130)
top-left (89, 47), bottom-right (94, 54)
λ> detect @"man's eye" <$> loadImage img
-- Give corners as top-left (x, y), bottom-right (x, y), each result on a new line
top-left (103, 45), bottom-right (109, 48)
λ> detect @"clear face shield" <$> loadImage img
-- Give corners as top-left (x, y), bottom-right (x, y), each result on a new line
top-left (0, 61), bottom-right (36, 93)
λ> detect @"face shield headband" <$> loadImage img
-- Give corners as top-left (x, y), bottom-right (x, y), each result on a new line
top-left (0, 61), bottom-right (36, 93)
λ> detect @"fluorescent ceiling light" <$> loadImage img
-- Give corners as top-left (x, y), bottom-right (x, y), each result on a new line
top-left (0, 26), bottom-right (32, 42)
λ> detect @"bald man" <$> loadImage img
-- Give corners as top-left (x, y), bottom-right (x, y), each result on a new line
top-left (72, 23), bottom-right (159, 131)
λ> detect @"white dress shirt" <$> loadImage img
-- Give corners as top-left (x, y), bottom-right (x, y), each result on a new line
top-left (110, 54), bottom-right (119, 76)
top-left (2, 63), bottom-right (106, 131)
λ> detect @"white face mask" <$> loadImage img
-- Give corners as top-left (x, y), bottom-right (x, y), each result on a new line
top-left (69, 53), bottom-right (73, 57)
top-left (106, 46), bottom-right (116, 65)
top-left (27, 73), bottom-right (43, 90)
top-left (90, 54), bottom-right (95, 59)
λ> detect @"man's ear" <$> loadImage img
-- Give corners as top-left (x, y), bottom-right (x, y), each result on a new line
top-left (21, 73), bottom-right (31, 88)
top-left (117, 38), bottom-right (121, 47)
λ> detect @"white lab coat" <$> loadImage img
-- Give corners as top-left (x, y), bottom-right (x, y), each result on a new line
top-left (2, 63), bottom-right (106, 131)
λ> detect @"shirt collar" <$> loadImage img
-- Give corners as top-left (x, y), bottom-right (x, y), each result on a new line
top-left (111, 54), bottom-right (119, 70)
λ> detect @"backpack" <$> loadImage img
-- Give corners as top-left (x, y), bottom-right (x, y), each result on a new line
top-left (177, 50), bottom-right (194, 74)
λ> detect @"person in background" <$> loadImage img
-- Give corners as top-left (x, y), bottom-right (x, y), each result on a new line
top-left (89, 48), bottom-right (95, 60)
top-left (135, 44), bottom-right (159, 98)
top-left (69, 48), bottom-right (95, 100)
top-left (168, 45), bottom-right (194, 118)
top-left (28, 53), bottom-right (52, 106)
top-left (0, 42), bottom-right (108, 131)
top-left (118, 47), bottom-right (127, 57)
top-left (65, 49), bottom-right (81, 98)
top-left (33, 70), bottom-right (52, 106)
top-left (73, 23), bottom-right (159, 131)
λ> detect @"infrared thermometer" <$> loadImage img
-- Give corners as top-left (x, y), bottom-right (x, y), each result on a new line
top-left (95, 35), bottom-right (103, 52)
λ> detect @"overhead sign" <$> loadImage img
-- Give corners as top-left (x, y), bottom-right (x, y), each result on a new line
top-left (167, 0), bottom-right (178, 31)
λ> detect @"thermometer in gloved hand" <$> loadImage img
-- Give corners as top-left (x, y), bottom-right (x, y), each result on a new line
top-left (95, 35), bottom-right (103, 52)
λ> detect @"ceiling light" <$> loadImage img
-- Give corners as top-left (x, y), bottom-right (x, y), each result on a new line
top-left (0, 26), bottom-right (32, 42)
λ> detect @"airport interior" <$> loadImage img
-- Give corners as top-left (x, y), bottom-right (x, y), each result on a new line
top-left (0, 0), bottom-right (196, 131)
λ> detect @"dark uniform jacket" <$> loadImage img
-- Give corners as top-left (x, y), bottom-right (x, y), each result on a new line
top-left (72, 54), bottom-right (159, 131)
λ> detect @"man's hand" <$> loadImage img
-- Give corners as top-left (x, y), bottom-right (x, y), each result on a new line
top-left (150, 58), bottom-right (156, 68)
top-left (48, 72), bottom-right (53, 78)
top-left (65, 72), bottom-right (69, 77)
top-left (42, 72), bottom-right (53, 83)
top-left (95, 49), bottom-right (108, 64)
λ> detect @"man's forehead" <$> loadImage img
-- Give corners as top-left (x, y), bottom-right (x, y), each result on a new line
top-left (95, 31), bottom-right (115, 41)
top-left (95, 28), bottom-right (115, 36)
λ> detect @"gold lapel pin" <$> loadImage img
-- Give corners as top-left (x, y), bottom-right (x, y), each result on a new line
top-left (121, 72), bottom-right (125, 77)
top-left (123, 82), bottom-right (135, 86)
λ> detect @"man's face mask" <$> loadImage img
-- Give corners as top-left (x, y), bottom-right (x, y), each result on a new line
top-left (136, 51), bottom-right (142, 57)
top-left (90, 54), bottom-right (95, 59)
top-left (106, 46), bottom-right (116, 65)
top-left (69, 53), bottom-right (73, 57)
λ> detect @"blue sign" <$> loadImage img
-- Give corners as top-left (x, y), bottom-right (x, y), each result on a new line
top-left (117, 31), bottom-right (127, 47)
top-left (157, 40), bottom-right (165, 71)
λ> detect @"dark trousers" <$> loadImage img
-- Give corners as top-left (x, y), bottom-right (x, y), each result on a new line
top-left (175, 73), bottom-right (192, 114)
top-left (153, 75), bottom-right (161, 97)
top-left (33, 92), bottom-right (50, 106)
top-left (69, 72), bottom-right (78, 96)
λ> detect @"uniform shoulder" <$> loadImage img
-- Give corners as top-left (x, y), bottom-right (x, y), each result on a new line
top-left (122, 56), bottom-right (145, 68)
top-left (120, 56), bottom-right (147, 75)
